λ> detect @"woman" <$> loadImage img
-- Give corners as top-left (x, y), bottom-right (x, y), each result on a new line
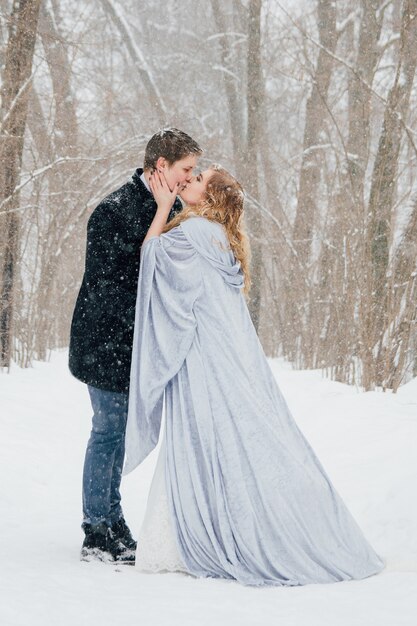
top-left (124, 165), bottom-right (385, 586)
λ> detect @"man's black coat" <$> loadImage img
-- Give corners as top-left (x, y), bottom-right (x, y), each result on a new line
top-left (69, 168), bottom-right (182, 393)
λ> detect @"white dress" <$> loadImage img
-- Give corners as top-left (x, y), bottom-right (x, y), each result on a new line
top-left (135, 417), bottom-right (190, 575)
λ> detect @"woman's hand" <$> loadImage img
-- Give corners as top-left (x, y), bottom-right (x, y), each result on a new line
top-left (149, 169), bottom-right (180, 213)
top-left (142, 170), bottom-right (181, 246)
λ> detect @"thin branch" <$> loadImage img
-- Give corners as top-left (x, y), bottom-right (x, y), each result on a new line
top-left (0, 156), bottom-right (109, 212)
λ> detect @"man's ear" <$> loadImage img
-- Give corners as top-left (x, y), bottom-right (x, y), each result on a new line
top-left (156, 156), bottom-right (166, 171)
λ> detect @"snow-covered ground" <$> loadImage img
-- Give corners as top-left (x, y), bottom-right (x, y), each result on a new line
top-left (1, 350), bottom-right (416, 626)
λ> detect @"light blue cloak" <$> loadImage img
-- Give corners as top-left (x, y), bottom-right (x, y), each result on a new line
top-left (124, 216), bottom-right (385, 586)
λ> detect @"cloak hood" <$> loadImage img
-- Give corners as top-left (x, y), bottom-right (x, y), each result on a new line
top-left (179, 216), bottom-right (244, 289)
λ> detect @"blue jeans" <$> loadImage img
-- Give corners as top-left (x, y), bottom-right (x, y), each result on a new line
top-left (82, 385), bottom-right (129, 527)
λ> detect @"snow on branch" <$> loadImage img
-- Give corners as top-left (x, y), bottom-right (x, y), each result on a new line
top-left (378, 33), bottom-right (401, 53)
top-left (336, 9), bottom-right (361, 35)
top-left (0, 156), bottom-right (108, 213)
top-left (207, 31), bottom-right (246, 42)
top-left (211, 64), bottom-right (241, 82)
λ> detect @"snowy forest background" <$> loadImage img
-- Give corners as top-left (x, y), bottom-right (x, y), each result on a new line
top-left (1, 0), bottom-right (417, 392)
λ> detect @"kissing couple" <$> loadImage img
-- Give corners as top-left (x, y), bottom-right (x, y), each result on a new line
top-left (69, 128), bottom-right (385, 586)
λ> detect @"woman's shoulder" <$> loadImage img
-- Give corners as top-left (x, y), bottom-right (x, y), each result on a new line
top-left (180, 215), bottom-right (223, 231)
top-left (180, 216), bottom-right (229, 250)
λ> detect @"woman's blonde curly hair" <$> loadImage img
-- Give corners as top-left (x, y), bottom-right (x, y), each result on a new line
top-left (162, 165), bottom-right (251, 294)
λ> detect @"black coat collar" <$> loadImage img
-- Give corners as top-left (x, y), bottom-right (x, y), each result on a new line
top-left (132, 168), bottom-right (153, 200)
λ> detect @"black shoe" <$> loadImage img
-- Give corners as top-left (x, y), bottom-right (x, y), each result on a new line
top-left (81, 522), bottom-right (135, 565)
top-left (80, 522), bottom-right (113, 563)
top-left (111, 517), bottom-right (137, 550)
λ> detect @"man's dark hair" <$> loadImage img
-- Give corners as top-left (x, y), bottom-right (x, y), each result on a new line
top-left (143, 127), bottom-right (202, 170)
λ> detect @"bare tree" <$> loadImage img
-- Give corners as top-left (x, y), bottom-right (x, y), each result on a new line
top-left (363, 0), bottom-right (417, 388)
top-left (243, 0), bottom-right (264, 330)
top-left (385, 194), bottom-right (417, 390)
top-left (0, 0), bottom-right (42, 368)
top-left (315, 1), bottom-right (386, 383)
top-left (292, 0), bottom-right (337, 269)
top-left (284, 0), bottom-right (337, 366)
top-left (101, 0), bottom-right (168, 125)
top-left (209, 0), bottom-right (265, 330)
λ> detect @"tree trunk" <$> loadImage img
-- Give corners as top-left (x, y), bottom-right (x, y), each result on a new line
top-left (292, 0), bottom-right (337, 268)
top-left (243, 0), bottom-right (263, 331)
top-left (363, 0), bottom-right (417, 388)
top-left (210, 0), bottom-right (246, 176)
top-left (316, 1), bottom-right (384, 383)
top-left (286, 0), bottom-right (337, 365)
top-left (30, 1), bottom-right (80, 361)
top-left (101, 0), bottom-right (168, 125)
top-left (384, 196), bottom-right (417, 390)
top-left (0, 0), bottom-right (41, 367)
top-left (210, 0), bottom-right (264, 331)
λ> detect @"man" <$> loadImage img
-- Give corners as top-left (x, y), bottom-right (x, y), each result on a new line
top-left (69, 128), bottom-right (202, 563)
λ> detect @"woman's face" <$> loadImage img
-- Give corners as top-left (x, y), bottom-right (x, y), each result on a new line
top-left (179, 168), bottom-right (213, 205)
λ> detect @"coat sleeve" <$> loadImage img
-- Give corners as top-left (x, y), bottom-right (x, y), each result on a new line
top-left (123, 225), bottom-right (202, 474)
